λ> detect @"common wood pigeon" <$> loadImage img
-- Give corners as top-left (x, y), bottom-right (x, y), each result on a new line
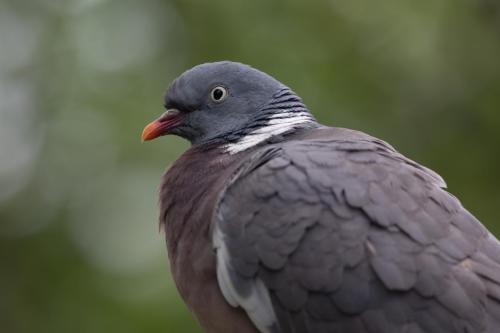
top-left (142, 61), bottom-right (500, 333)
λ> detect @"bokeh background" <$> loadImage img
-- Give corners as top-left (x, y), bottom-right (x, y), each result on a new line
top-left (1, 0), bottom-right (499, 332)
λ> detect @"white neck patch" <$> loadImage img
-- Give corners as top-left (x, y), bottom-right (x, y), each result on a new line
top-left (224, 111), bottom-right (315, 154)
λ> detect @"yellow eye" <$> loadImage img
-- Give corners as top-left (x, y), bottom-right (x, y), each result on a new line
top-left (210, 86), bottom-right (228, 102)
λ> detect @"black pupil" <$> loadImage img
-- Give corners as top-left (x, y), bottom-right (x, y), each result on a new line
top-left (213, 88), bottom-right (224, 100)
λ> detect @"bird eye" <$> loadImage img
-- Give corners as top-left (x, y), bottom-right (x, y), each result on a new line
top-left (210, 86), bottom-right (227, 102)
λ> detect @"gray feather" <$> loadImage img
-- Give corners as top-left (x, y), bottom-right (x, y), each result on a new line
top-left (212, 127), bottom-right (500, 333)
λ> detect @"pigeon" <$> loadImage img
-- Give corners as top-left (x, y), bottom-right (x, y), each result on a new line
top-left (142, 61), bottom-right (500, 333)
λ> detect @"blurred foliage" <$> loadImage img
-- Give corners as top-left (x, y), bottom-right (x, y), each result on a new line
top-left (0, 0), bottom-right (499, 332)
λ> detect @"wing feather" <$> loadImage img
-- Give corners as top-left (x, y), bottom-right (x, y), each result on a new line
top-left (213, 132), bottom-right (500, 333)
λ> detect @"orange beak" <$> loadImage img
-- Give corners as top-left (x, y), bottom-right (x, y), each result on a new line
top-left (141, 109), bottom-right (182, 142)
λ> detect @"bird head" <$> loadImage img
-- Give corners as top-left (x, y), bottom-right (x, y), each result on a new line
top-left (142, 61), bottom-right (315, 149)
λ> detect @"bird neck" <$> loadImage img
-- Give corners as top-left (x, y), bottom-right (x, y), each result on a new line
top-left (222, 87), bottom-right (319, 154)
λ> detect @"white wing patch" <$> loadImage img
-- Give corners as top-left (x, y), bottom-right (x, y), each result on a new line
top-left (213, 225), bottom-right (278, 333)
top-left (224, 112), bottom-right (315, 154)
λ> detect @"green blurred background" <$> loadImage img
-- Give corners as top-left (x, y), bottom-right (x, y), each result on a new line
top-left (1, 0), bottom-right (499, 332)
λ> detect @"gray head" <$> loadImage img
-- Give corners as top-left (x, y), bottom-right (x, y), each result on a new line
top-left (142, 61), bottom-right (316, 149)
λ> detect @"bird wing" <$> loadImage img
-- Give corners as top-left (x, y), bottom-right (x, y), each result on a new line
top-left (213, 135), bottom-right (500, 333)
